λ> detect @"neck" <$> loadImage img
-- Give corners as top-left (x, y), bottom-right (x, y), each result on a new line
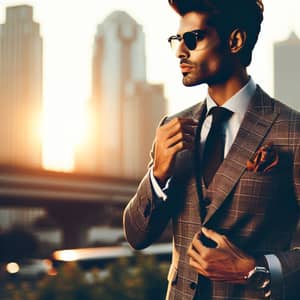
top-left (207, 68), bottom-right (249, 106)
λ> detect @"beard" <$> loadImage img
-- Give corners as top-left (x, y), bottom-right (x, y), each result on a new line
top-left (181, 68), bottom-right (209, 87)
top-left (182, 60), bottom-right (235, 87)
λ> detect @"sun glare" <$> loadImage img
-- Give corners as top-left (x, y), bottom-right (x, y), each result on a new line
top-left (42, 99), bottom-right (87, 172)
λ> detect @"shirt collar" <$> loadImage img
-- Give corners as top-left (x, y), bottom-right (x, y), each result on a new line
top-left (206, 77), bottom-right (256, 118)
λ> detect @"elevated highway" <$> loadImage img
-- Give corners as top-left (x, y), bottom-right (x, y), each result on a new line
top-left (0, 165), bottom-right (139, 206)
top-left (0, 165), bottom-right (140, 247)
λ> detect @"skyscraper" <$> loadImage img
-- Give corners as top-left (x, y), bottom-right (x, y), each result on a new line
top-left (274, 31), bottom-right (300, 110)
top-left (76, 11), bottom-right (167, 178)
top-left (122, 82), bottom-right (167, 177)
top-left (0, 5), bottom-right (43, 168)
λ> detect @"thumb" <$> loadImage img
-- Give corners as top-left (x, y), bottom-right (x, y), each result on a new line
top-left (201, 227), bottom-right (223, 245)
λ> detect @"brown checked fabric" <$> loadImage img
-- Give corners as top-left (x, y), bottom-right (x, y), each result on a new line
top-left (123, 85), bottom-right (300, 300)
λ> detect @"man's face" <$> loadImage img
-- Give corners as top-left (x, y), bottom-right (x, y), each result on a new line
top-left (175, 12), bottom-right (233, 87)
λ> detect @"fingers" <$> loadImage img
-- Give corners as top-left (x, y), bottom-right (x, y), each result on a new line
top-left (201, 227), bottom-right (237, 252)
top-left (159, 117), bottom-right (198, 139)
top-left (153, 117), bottom-right (198, 183)
top-left (188, 244), bottom-right (205, 264)
top-left (187, 236), bottom-right (209, 277)
top-left (187, 229), bottom-right (254, 283)
top-left (160, 118), bottom-right (198, 152)
top-left (165, 131), bottom-right (194, 149)
top-left (189, 257), bottom-right (209, 277)
top-left (188, 231), bottom-right (213, 259)
top-left (163, 117), bottom-right (198, 130)
top-left (187, 232), bottom-right (209, 263)
top-left (201, 227), bottom-right (223, 246)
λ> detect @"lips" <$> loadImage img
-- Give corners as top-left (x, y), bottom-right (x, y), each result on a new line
top-left (180, 63), bottom-right (193, 73)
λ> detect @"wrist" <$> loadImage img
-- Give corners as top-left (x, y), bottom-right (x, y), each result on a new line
top-left (153, 170), bottom-right (168, 187)
top-left (240, 257), bottom-right (256, 284)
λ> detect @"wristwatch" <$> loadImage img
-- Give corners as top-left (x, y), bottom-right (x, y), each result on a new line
top-left (245, 266), bottom-right (271, 289)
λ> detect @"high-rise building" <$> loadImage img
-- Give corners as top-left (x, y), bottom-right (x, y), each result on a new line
top-left (0, 5), bottom-right (43, 168)
top-left (274, 32), bottom-right (300, 110)
top-left (122, 82), bottom-right (166, 178)
top-left (76, 11), bottom-right (167, 178)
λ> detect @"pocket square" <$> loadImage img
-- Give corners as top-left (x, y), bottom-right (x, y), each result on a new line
top-left (246, 142), bottom-right (279, 173)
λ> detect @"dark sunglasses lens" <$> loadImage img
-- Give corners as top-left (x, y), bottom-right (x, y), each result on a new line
top-left (183, 32), bottom-right (196, 50)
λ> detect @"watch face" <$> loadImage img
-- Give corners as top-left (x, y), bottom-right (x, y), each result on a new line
top-left (248, 267), bottom-right (270, 289)
top-left (251, 272), bottom-right (269, 288)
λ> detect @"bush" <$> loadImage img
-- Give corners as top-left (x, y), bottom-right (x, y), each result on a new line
top-left (37, 262), bottom-right (94, 300)
top-left (93, 254), bottom-right (168, 300)
top-left (0, 254), bottom-right (169, 300)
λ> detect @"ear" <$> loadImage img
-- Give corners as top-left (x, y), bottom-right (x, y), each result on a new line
top-left (228, 29), bottom-right (246, 54)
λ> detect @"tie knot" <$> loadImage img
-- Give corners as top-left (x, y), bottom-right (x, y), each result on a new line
top-left (209, 106), bottom-right (233, 125)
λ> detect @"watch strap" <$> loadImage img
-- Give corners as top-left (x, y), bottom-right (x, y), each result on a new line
top-left (265, 254), bottom-right (283, 300)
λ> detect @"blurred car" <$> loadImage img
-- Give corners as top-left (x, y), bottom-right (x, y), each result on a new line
top-left (1, 258), bottom-right (54, 279)
top-left (52, 242), bottom-right (172, 270)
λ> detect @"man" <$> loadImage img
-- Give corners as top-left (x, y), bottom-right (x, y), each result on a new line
top-left (123, 0), bottom-right (300, 299)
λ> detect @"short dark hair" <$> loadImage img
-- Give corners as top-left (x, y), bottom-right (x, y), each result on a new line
top-left (168, 0), bottom-right (264, 67)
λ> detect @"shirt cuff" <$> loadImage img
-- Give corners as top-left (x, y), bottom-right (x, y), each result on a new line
top-left (149, 167), bottom-right (171, 201)
top-left (264, 254), bottom-right (283, 300)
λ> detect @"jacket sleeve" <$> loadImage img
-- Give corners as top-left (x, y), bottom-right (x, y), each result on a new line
top-left (123, 169), bottom-right (172, 250)
top-left (275, 142), bottom-right (300, 299)
top-left (123, 116), bottom-right (173, 250)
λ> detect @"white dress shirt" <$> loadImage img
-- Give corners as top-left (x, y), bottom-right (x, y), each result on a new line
top-left (201, 77), bottom-right (256, 158)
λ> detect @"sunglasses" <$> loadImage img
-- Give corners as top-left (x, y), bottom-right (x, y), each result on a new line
top-left (168, 29), bottom-right (206, 51)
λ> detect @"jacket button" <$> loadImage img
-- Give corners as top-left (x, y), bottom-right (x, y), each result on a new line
top-left (190, 282), bottom-right (197, 290)
top-left (203, 197), bottom-right (211, 206)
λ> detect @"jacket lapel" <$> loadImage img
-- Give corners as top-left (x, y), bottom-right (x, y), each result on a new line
top-left (203, 86), bottom-right (279, 225)
top-left (172, 101), bottom-right (207, 223)
top-left (175, 100), bottom-right (207, 164)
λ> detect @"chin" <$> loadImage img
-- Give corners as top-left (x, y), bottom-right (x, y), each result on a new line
top-left (182, 76), bottom-right (205, 87)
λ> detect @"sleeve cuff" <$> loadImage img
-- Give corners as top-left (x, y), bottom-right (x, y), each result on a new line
top-left (149, 167), bottom-right (171, 201)
top-left (264, 254), bottom-right (283, 300)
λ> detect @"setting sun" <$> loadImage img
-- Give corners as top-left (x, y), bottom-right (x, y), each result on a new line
top-left (42, 99), bottom-right (87, 172)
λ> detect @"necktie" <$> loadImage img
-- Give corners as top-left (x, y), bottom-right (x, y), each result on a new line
top-left (202, 106), bottom-right (233, 187)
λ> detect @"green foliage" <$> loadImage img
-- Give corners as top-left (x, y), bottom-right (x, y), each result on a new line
top-left (94, 254), bottom-right (168, 300)
top-left (1, 281), bottom-right (37, 300)
top-left (0, 254), bottom-right (169, 300)
top-left (37, 262), bottom-right (94, 300)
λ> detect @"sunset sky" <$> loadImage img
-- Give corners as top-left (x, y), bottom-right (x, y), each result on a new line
top-left (0, 0), bottom-right (299, 171)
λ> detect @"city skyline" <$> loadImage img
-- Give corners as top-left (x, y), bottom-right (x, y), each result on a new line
top-left (0, 4), bottom-right (167, 173)
top-left (274, 31), bottom-right (300, 110)
top-left (75, 10), bottom-right (167, 178)
top-left (0, 0), bottom-right (299, 171)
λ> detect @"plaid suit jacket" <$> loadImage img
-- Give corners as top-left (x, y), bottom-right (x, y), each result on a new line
top-left (123, 86), bottom-right (300, 300)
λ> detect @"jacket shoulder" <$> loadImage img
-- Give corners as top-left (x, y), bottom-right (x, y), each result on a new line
top-left (273, 98), bottom-right (300, 122)
top-left (164, 101), bottom-right (204, 124)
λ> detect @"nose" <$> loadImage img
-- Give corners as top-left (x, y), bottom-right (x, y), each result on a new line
top-left (176, 40), bottom-right (189, 59)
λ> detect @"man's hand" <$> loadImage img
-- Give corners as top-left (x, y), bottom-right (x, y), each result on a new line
top-left (187, 227), bottom-right (256, 284)
top-left (153, 117), bottom-right (198, 185)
